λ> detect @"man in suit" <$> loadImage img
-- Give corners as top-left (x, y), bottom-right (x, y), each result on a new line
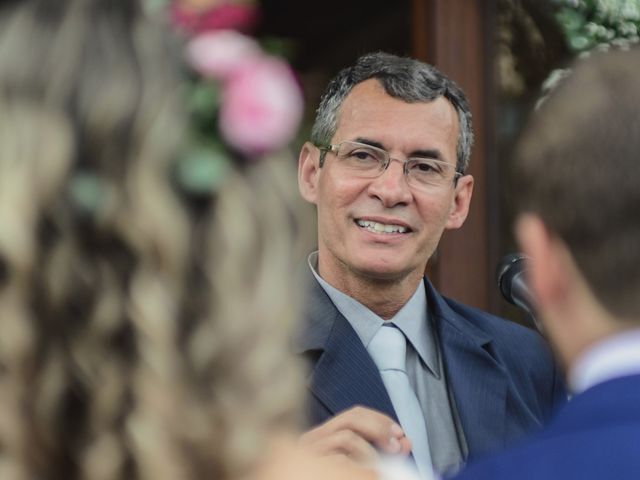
top-left (453, 48), bottom-right (640, 480)
top-left (296, 52), bottom-right (565, 476)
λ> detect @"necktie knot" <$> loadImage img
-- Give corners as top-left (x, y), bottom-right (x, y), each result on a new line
top-left (368, 324), bottom-right (407, 373)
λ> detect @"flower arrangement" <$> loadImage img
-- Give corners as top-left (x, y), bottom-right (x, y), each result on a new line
top-left (554, 0), bottom-right (640, 53)
top-left (149, 0), bottom-right (304, 194)
top-left (536, 0), bottom-right (640, 107)
top-left (170, 0), bottom-right (260, 34)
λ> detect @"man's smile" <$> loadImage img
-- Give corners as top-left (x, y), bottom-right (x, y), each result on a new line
top-left (354, 218), bottom-right (412, 234)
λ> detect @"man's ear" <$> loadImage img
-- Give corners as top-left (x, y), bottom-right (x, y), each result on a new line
top-left (445, 174), bottom-right (474, 230)
top-left (298, 142), bottom-right (321, 205)
top-left (515, 214), bottom-right (569, 308)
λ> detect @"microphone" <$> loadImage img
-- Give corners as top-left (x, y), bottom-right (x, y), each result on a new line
top-left (496, 253), bottom-right (543, 332)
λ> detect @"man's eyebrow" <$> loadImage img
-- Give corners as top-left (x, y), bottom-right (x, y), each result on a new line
top-left (352, 137), bottom-right (386, 150)
top-left (408, 149), bottom-right (443, 160)
top-left (352, 137), bottom-right (444, 161)
top-left (353, 137), bottom-right (445, 161)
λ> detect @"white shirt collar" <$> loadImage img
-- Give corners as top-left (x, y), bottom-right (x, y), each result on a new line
top-left (569, 328), bottom-right (640, 394)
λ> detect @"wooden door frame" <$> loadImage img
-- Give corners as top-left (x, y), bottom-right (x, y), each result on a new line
top-left (412, 0), bottom-right (500, 312)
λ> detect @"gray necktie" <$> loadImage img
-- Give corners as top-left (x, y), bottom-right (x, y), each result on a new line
top-left (368, 324), bottom-right (433, 478)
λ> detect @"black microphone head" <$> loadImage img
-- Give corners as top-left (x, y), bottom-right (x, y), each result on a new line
top-left (496, 253), bottom-right (528, 305)
top-left (496, 253), bottom-right (543, 332)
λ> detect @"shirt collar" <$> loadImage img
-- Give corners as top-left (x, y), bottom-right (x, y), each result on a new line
top-left (569, 327), bottom-right (640, 394)
top-left (307, 251), bottom-right (440, 377)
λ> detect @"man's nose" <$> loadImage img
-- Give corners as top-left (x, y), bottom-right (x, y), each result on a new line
top-left (367, 159), bottom-right (412, 207)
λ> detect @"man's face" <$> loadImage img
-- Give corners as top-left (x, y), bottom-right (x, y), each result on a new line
top-left (299, 79), bottom-right (473, 286)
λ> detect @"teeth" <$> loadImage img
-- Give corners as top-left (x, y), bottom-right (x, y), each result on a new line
top-left (356, 220), bottom-right (407, 234)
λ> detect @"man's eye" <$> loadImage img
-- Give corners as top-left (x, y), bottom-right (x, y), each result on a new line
top-left (413, 161), bottom-right (440, 173)
top-left (349, 150), bottom-right (377, 161)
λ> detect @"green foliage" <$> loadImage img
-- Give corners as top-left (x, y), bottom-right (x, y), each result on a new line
top-left (260, 36), bottom-right (298, 60)
top-left (554, 0), bottom-right (640, 52)
top-left (175, 145), bottom-right (232, 195)
top-left (144, 0), bottom-right (169, 13)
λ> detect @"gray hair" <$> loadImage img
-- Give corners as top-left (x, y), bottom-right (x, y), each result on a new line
top-left (310, 52), bottom-right (474, 173)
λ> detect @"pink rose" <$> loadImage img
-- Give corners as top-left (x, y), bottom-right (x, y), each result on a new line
top-left (186, 30), bottom-right (262, 80)
top-left (170, 3), bottom-right (259, 35)
top-left (219, 57), bottom-right (304, 156)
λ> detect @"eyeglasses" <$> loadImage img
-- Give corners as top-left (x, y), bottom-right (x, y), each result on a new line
top-left (316, 140), bottom-right (462, 191)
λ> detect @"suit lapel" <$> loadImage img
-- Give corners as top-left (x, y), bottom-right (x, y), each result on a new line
top-left (311, 313), bottom-right (398, 420)
top-left (425, 280), bottom-right (509, 457)
top-left (295, 275), bottom-right (398, 421)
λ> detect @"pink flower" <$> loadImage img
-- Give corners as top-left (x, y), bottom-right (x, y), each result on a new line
top-left (170, 3), bottom-right (259, 35)
top-left (219, 57), bottom-right (304, 156)
top-left (186, 30), bottom-right (262, 80)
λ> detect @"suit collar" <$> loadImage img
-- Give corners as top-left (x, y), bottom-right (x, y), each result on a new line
top-left (424, 278), bottom-right (492, 348)
top-left (293, 270), bottom-right (337, 354)
top-left (545, 374), bottom-right (640, 436)
top-left (307, 310), bottom-right (399, 421)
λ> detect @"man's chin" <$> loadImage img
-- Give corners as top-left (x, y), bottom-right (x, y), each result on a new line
top-left (350, 261), bottom-right (416, 283)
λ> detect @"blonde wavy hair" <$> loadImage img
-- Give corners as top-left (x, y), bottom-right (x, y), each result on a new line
top-left (0, 1), bottom-right (309, 479)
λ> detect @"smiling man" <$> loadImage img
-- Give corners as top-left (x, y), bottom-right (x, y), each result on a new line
top-left (295, 52), bottom-right (565, 477)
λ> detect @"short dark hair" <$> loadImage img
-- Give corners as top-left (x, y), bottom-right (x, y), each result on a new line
top-left (310, 52), bottom-right (474, 173)
top-left (512, 47), bottom-right (640, 319)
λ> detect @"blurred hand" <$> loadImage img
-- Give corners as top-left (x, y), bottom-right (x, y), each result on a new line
top-left (260, 432), bottom-right (378, 480)
top-left (299, 406), bottom-right (412, 466)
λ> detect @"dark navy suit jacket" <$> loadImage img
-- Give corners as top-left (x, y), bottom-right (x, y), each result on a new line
top-left (294, 276), bottom-right (566, 462)
top-left (453, 374), bottom-right (640, 480)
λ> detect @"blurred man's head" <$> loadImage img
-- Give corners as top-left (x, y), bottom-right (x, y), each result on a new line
top-left (512, 47), bottom-right (640, 366)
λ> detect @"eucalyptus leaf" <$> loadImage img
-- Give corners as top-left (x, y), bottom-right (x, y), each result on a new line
top-left (556, 0), bottom-right (640, 53)
top-left (189, 81), bottom-right (220, 118)
top-left (176, 147), bottom-right (232, 194)
top-left (570, 34), bottom-right (593, 49)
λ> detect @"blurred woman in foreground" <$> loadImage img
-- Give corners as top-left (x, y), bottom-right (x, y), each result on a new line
top-left (0, 1), bottom-right (375, 478)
